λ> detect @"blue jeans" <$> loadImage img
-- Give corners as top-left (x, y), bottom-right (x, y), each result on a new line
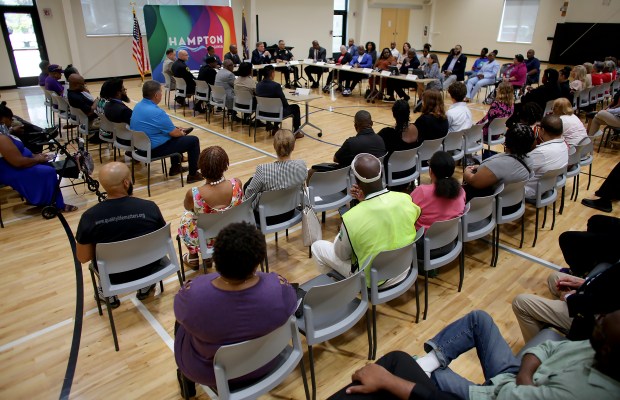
top-left (424, 310), bottom-right (520, 400)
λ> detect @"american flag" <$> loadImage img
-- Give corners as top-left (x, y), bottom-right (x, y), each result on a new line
top-left (132, 9), bottom-right (150, 80)
top-left (241, 8), bottom-right (249, 60)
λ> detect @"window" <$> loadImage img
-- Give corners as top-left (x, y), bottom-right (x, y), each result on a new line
top-left (0, 0), bottom-right (34, 5)
top-left (80, 0), bottom-right (230, 36)
top-left (332, 0), bottom-right (347, 54)
top-left (497, 0), bottom-right (539, 43)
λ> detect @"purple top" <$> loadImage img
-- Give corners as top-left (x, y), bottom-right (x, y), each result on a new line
top-left (44, 75), bottom-right (63, 95)
top-left (504, 62), bottom-right (527, 88)
top-left (174, 272), bottom-right (296, 386)
top-left (38, 72), bottom-right (47, 86)
top-left (477, 101), bottom-right (514, 138)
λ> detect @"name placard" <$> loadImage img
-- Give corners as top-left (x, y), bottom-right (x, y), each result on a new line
top-left (315, 61), bottom-right (326, 66)
top-left (304, 58), bottom-right (314, 64)
top-left (362, 68), bottom-right (373, 74)
top-left (406, 74), bottom-right (418, 81)
top-left (341, 65), bottom-right (352, 70)
top-left (289, 60), bottom-right (300, 65)
top-left (381, 70), bottom-right (392, 77)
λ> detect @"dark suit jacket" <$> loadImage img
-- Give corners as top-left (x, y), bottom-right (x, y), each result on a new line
top-left (307, 46), bottom-right (327, 62)
top-left (197, 65), bottom-right (217, 85)
top-left (104, 99), bottom-right (132, 124)
top-left (335, 52), bottom-right (353, 65)
top-left (171, 59), bottom-right (196, 93)
top-left (441, 53), bottom-right (467, 81)
top-left (334, 128), bottom-right (386, 168)
top-left (255, 79), bottom-right (289, 109)
top-left (251, 49), bottom-right (271, 65)
top-left (224, 52), bottom-right (241, 64)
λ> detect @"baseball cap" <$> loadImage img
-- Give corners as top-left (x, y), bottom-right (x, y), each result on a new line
top-left (48, 64), bottom-right (64, 73)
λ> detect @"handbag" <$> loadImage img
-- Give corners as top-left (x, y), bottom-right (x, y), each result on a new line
top-left (301, 185), bottom-right (322, 247)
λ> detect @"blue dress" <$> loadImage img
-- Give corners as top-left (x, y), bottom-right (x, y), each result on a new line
top-left (0, 135), bottom-right (65, 208)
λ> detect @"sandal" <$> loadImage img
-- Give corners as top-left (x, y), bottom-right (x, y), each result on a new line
top-left (182, 253), bottom-right (200, 271)
top-left (61, 204), bottom-right (78, 212)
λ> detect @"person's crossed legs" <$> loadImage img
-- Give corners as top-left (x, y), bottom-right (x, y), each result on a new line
top-left (151, 135), bottom-right (201, 177)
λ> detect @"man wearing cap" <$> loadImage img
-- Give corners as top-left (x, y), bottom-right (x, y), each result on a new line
top-left (172, 49), bottom-right (196, 106)
top-left (45, 64), bottom-right (65, 96)
top-left (311, 153), bottom-right (420, 282)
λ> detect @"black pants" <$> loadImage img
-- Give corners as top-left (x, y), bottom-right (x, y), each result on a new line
top-left (327, 351), bottom-right (459, 400)
top-left (596, 160), bottom-right (620, 200)
top-left (260, 105), bottom-right (301, 131)
top-left (304, 65), bottom-right (324, 83)
top-left (151, 135), bottom-right (200, 175)
top-left (276, 65), bottom-right (299, 84)
top-left (559, 215), bottom-right (620, 277)
top-left (386, 80), bottom-right (416, 99)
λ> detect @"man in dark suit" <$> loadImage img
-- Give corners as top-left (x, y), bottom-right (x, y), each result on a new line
top-left (171, 49), bottom-right (195, 106)
top-left (255, 65), bottom-right (303, 139)
top-left (304, 40), bottom-right (327, 88)
top-left (206, 46), bottom-right (222, 66)
top-left (441, 44), bottom-right (467, 90)
top-left (224, 44), bottom-right (242, 65)
top-left (273, 39), bottom-right (300, 89)
top-left (197, 56), bottom-right (218, 85)
top-left (251, 41), bottom-right (271, 81)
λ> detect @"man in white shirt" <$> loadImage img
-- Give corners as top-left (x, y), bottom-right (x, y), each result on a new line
top-left (465, 50), bottom-right (500, 101)
top-left (390, 41), bottom-right (400, 59)
top-left (446, 82), bottom-right (472, 133)
top-left (525, 115), bottom-right (569, 199)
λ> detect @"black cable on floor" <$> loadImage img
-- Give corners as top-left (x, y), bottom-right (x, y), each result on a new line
top-left (57, 211), bottom-right (84, 400)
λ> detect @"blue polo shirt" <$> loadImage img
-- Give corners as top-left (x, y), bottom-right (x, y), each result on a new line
top-left (129, 98), bottom-right (175, 149)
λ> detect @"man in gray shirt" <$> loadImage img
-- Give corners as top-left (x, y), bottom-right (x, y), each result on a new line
top-left (215, 59), bottom-right (239, 121)
top-left (162, 48), bottom-right (176, 90)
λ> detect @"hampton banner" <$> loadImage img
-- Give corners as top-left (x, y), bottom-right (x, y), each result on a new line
top-left (144, 5), bottom-right (237, 83)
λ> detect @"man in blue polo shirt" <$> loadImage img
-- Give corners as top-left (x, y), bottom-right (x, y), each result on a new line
top-left (130, 80), bottom-right (202, 183)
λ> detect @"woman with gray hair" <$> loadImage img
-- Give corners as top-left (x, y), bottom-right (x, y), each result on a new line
top-left (322, 45), bottom-right (353, 93)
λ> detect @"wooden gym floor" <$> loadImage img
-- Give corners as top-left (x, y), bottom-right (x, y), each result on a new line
top-left (0, 71), bottom-right (618, 399)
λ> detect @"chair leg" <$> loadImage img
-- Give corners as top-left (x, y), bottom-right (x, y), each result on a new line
top-left (131, 156), bottom-right (135, 183)
top-left (587, 164), bottom-right (592, 190)
top-left (308, 246), bottom-right (311, 258)
top-left (371, 306), bottom-right (377, 360)
top-left (105, 297), bottom-right (120, 351)
top-left (159, 280), bottom-right (164, 293)
top-left (559, 186), bottom-right (565, 215)
top-left (99, 142), bottom-right (103, 163)
top-left (90, 268), bottom-right (103, 316)
top-left (493, 226), bottom-right (500, 267)
top-left (541, 206), bottom-right (547, 229)
top-left (458, 246), bottom-right (464, 292)
top-left (308, 345), bottom-right (317, 400)
top-left (551, 201), bottom-right (556, 230)
top-left (177, 271), bottom-right (183, 286)
top-left (147, 163), bottom-right (151, 197)
top-left (264, 255), bottom-right (269, 273)
top-left (575, 174), bottom-right (580, 201)
top-left (414, 278), bottom-right (420, 323)
top-left (423, 270), bottom-right (429, 320)
top-left (533, 208), bottom-right (539, 247)
top-left (520, 214), bottom-right (525, 248)
top-left (322, 212), bottom-right (326, 223)
top-left (275, 232), bottom-right (278, 243)
top-left (570, 177), bottom-right (576, 201)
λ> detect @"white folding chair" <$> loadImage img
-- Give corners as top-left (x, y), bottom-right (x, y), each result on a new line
top-left (254, 96), bottom-right (291, 142)
top-left (493, 180), bottom-right (527, 267)
top-left (111, 122), bottom-right (133, 162)
top-left (163, 71), bottom-right (175, 108)
top-left (131, 130), bottom-right (184, 197)
top-left (174, 78), bottom-right (193, 116)
top-left (257, 186), bottom-right (303, 271)
top-left (364, 235), bottom-right (422, 359)
top-left (543, 99), bottom-right (555, 115)
top-left (531, 167), bottom-right (566, 247)
top-left (420, 215), bottom-right (463, 320)
top-left (194, 80), bottom-right (210, 120)
top-left (296, 268), bottom-right (371, 400)
top-left (307, 166), bottom-right (351, 223)
top-left (463, 124), bottom-right (483, 171)
top-left (89, 222), bottom-right (183, 351)
top-left (209, 84), bottom-right (228, 128)
top-left (576, 137), bottom-right (594, 191)
top-left (386, 147), bottom-right (419, 188)
top-left (96, 112), bottom-right (115, 163)
top-left (442, 130), bottom-right (464, 163)
top-left (462, 184), bottom-right (502, 267)
top-left (417, 137), bottom-right (445, 175)
top-left (211, 316), bottom-right (310, 400)
top-left (486, 117), bottom-right (509, 151)
top-left (69, 106), bottom-right (98, 148)
top-left (566, 146), bottom-right (581, 202)
top-left (232, 89), bottom-right (255, 136)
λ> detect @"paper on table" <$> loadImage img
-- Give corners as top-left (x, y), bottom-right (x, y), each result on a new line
top-left (295, 88), bottom-right (311, 95)
top-left (316, 61), bottom-right (326, 66)
top-left (271, 63), bottom-right (277, 67)
top-left (289, 60), bottom-right (300, 65)
top-left (362, 68), bottom-right (373, 73)
top-left (406, 74), bottom-right (418, 81)
top-left (341, 65), bottom-right (352, 70)
top-left (304, 59), bottom-right (314, 64)
top-left (381, 70), bottom-right (392, 77)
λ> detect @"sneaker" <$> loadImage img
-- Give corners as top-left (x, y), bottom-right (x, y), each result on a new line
top-left (342, 88), bottom-right (351, 97)
top-left (581, 198), bottom-right (612, 213)
top-left (403, 95), bottom-right (410, 102)
top-left (96, 287), bottom-right (120, 308)
top-left (322, 85), bottom-right (330, 93)
top-left (136, 283), bottom-right (156, 300)
top-left (186, 173), bottom-right (204, 184)
top-left (169, 165), bottom-right (189, 176)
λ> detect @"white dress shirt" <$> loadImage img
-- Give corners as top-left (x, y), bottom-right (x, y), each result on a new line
top-left (525, 138), bottom-right (569, 198)
top-left (447, 102), bottom-right (473, 133)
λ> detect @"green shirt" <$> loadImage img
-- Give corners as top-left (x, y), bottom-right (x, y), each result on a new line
top-left (470, 340), bottom-right (620, 400)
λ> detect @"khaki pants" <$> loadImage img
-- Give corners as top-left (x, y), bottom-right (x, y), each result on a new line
top-left (311, 238), bottom-right (351, 277)
top-left (588, 110), bottom-right (620, 135)
top-left (511, 271), bottom-right (572, 342)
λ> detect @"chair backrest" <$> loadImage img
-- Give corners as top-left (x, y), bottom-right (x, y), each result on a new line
top-left (256, 96), bottom-right (284, 121)
top-left (98, 112), bottom-right (113, 133)
top-left (175, 78), bottom-right (187, 95)
top-left (196, 198), bottom-right (255, 259)
top-left (535, 167), bottom-right (565, 206)
top-left (195, 80), bottom-right (210, 100)
top-left (96, 223), bottom-right (180, 296)
top-left (443, 130), bottom-right (464, 154)
top-left (69, 106), bottom-right (88, 125)
top-left (496, 180), bottom-right (527, 223)
top-left (463, 124), bottom-right (483, 153)
top-left (131, 130), bottom-right (153, 162)
top-left (257, 186), bottom-right (302, 233)
top-left (543, 99), bottom-right (555, 115)
top-left (210, 84), bottom-right (227, 105)
top-left (56, 95), bottom-right (70, 114)
top-left (162, 71), bottom-right (171, 88)
top-left (307, 166), bottom-right (351, 206)
top-left (576, 137), bottom-right (593, 165)
top-left (213, 316), bottom-right (303, 400)
top-left (578, 88), bottom-right (590, 107)
top-left (417, 137), bottom-right (444, 171)
top-left (112, 122), bottom-right (133, 148)
top-left (487, 117), bottom-right (509, 139)
top-left (386, 147), bottom-right (419, 186)
top-left (423, 215), bottom-right (462, 271)
top-left (302, 268), bottom-right (368, 344)
top-left (233, 89), bottom-right (254, 112)
top-left (462, 185), bottom-right (502, 242)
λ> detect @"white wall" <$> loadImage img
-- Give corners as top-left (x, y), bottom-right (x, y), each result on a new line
top-left (565, 0), bottom-right (620, 23)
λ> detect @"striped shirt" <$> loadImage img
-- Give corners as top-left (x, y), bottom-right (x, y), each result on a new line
top-left (243, 159), bottom-right (308, 208)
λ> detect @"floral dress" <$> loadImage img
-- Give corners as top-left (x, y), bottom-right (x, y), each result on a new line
top-left (477, 100), bottom-right (514, 140)
top-left (178, 179), bottom-right (243, 254)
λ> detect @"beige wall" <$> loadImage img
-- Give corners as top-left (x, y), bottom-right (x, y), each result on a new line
top-left (565, 0), bottom-right (620, 23)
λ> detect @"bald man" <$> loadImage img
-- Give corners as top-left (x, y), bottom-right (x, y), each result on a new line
top-left (76, 162), bottom-right (166, 307)
top-left (67, 73), bottom-right (100, 129)
top-left (171, 49), bottom-right (196, 106)
top-left (311, 153), bottom-right (420, 282)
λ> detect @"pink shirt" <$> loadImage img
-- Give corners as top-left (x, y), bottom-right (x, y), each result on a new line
top-left (410, 184), bottom-right (466, 230)
top-left (505, 62), bottom-right (527, 88)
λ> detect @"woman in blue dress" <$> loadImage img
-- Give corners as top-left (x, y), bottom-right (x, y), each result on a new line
top-left (0, 101), bottom-right (77, 212)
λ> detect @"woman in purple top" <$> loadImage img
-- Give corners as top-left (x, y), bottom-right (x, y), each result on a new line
top-left (174, 222), bottom-right (296, 397)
